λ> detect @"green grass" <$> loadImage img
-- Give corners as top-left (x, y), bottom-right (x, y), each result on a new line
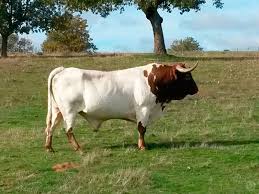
top-left (1, 54), bottom-right (259, 193)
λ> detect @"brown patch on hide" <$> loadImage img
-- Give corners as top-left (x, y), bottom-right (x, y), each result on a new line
top-left (143, 70), bottom-right (148, 77)
top-left (52, 162), bottom-right (80, 172)
top-left (148, 64), bottom-right (176, 93)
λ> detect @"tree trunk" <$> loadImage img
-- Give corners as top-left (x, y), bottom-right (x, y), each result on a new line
top-left (1, 34), bottom-right (8, 58)
top-left (145, 9), bottom-right (167, 55)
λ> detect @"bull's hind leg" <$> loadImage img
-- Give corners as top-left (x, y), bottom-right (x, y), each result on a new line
top-left (63, 112), bottom-right (82, 152)
top-left (66, 128), bottom-right (81, 152)
top-left (45, 108), bottom-right (63, 152)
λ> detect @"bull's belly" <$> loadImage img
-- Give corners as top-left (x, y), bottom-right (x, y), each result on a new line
top-left (84, 107), bottom-right (136, 121)
top-left (81, 97), bottom-right (137, 122)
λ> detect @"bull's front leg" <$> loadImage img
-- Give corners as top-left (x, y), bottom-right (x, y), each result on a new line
top-left (137, 121), bottom-right (146, 150)
top-left (136, 107), bottom-right (150, 150)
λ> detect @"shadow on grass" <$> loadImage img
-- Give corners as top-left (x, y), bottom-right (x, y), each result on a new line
top-left (106, 140), bottom-right (259, 150)
top-left (148, 140), bottom-right (259, 149)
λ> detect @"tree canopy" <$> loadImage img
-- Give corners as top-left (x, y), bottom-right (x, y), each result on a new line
top-left (61, 0), bottom-right (223, 55)
top-left (169, 37), bottom-right (203, 52)
top-left (42, 12), bottom-right (97, 53)
top-left (63, 0), bottom-right (223, 15)
top-left (16, 37), bottom-right (34, 53)
top-left (0, 0), bottom-right (61, 57)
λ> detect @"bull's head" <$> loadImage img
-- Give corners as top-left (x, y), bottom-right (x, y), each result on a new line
top-left (173, 62), bottom-right (199, 98)
top-left (146, 62), bottom-right (198, 104)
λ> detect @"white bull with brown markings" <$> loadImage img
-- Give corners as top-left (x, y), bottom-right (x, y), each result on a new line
top-left (44, 62), bottom-right (198, 152)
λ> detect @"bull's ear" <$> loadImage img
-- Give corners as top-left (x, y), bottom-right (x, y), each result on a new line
top-left (176, 62), bottom-right (198, 73)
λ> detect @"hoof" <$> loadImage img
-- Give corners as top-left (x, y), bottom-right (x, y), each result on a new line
top-left (76, 148), bottom-right (84, 155)
top-left (138, 146), bottom-right (146, 151)
top-left (79, 150), bottom-right (84, 155)
top-left (45, 146), bottom-right (55, 153)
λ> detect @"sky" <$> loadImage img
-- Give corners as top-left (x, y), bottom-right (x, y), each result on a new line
top-left (23, 0), bottom-right (259, 52)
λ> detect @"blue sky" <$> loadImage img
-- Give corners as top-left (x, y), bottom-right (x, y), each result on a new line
top-left (24, 0), bottom-right (259, 52)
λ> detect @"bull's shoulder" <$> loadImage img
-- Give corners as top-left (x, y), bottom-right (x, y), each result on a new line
top-left (133, 65), bottom-right (158, 106)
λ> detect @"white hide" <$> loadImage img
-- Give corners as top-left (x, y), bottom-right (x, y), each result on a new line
top-left (47, 64), bottom-right (163, 130)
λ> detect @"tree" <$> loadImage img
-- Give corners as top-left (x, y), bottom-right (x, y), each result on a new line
top-left (42, 12), bottom-right (97, 53)
top-left (0, 34), bottom-right (34, 53)
top-left (61, 0), bottom-right (223, 55)
top-left (0, 33), bottom-right (18, 52)
top-left (16, 38), bottom-right (33, 53)
top-left (0, 0), bottom-right (60, 57)
top-left (169, 37), bottom-right (203, 52)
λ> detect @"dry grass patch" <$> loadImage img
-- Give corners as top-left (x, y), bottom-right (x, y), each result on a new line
top-left (59, 167), bottom-right (150, 194)
top-left (81, 148), bottom-right (112, 166)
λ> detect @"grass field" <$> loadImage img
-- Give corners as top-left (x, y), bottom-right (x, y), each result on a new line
top-left (1, 54), bottom-right (259, 193)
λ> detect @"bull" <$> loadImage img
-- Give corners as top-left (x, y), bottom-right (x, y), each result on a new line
top-left (44, 62), bottom-right (198, 152)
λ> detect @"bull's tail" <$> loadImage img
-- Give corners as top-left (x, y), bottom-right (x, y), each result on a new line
top-left (46, 67), bottom-right (65, 128)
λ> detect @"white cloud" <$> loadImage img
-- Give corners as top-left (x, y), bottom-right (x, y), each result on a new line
top-left (180, 11), bottom-right (259, 32)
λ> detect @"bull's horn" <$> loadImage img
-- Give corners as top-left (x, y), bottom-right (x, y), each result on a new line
top-left (176, 61), bottom-right (198, 73)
